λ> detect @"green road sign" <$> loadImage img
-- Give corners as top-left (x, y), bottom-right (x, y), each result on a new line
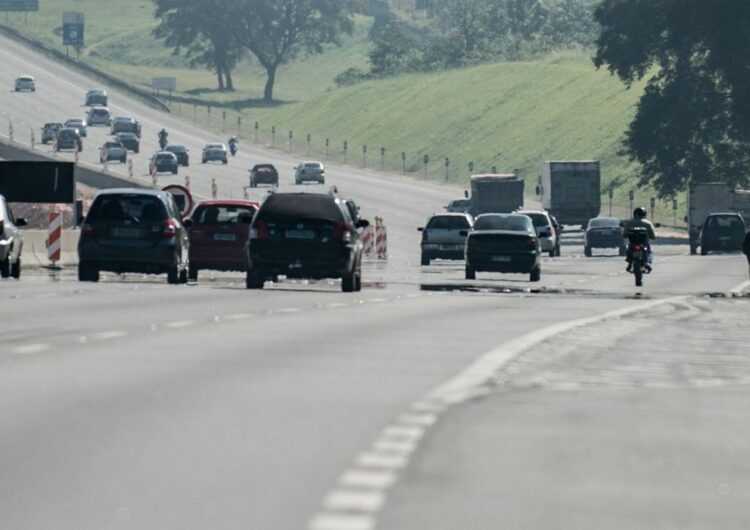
top-left (0, 0), bottom-right (38, 12)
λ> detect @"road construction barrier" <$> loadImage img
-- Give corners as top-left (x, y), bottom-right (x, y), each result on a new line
top-left (151, 165), bottom-right (157, 186)
top-left (211, 178), bottom-right (217, 198)
top-left (9, 121), bottom-right (14, 142)
top-left (128, 158), bottom-right (134, 178)
top-left (30, 128), bottom-right (35, 149)
top-left (46, 212), bottom-right (62, 265)
top-left (362, 225), bottom-right (376, 257)
top-left (100, 148), bottom-right (108, 171)
top-left (73, 142), bottom-right (79, 163)
top-left (185, 175), bottom-right (190, 190)
top-left (243, 186), bottom-right (249, 200)
top-left (374, 216), bottom-right (387, 260)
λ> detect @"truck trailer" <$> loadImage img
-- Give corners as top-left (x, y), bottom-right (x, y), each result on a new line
top-left (687, 182), bottom-right (750, 254)
top-left (538, 161), bottom-right (601, 227)
top-left (469, 174), bottom-right (524, 216)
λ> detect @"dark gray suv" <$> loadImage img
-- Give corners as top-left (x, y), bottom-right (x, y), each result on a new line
top-left (245, 192), bottom-right (369, 291)
top-left (78, 189), bottom-right (189, 283)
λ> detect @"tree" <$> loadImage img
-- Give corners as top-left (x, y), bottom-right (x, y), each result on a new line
top-left (153, 0), bottom-right (243, 91)
top-left (594, 0), bottom-right (750, 195)
top-left (369, 21), bottom-right (420, 75)
top-left (229, 0), bottom-right (355, 102)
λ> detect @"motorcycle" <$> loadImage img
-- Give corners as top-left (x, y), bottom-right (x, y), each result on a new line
top-left (627, 227), bottom-right (651, 287)
top-left (158, 133), bottom-right (168, 151)
top-left (229, 140), bottom-right (238, 156)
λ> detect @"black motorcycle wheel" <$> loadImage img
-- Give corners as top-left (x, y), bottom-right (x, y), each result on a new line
top-left (634, 265), bottom-right (643, 287)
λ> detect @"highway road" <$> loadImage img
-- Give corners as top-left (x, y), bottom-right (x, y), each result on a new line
top-left (2, 33), bottom-right (750, 530)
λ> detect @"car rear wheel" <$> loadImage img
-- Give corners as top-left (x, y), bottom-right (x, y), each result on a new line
top-left (0, 256), bottom-right (10, 278)
top-left (420, 254), bottom-right (430, 266)
top-left (246, 270), bottom-right (264, 289)
top-left (11, 257), bottom-right (21, 279)
top-left (342, 267), bottom-right (361, 292)
top-left (167, 266), bottom-right (180, 284)
top-left (700, 246), bottom-right (708, 256)
top-left (530, 267), bottom-right (541, 282)
top-left (188, 264), bottom-right (198, 282)
top-left (179, 267), bottom-right (189, 284)
top-left (584, 245), bottom-right (592, 257)
top-left (465, 266), bottom-right (475, 280)
top-left (78, 262), bottom-right (99, 282)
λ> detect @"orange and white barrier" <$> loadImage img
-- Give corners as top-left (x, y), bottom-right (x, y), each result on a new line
top-left (73, 142), bottom-right (79, 163)
top-left (46, 212), bottom-right (62, 265)
top-left (362, 225), bottom-right (376, 257)
top-left (151, 164), bottom-right (157, 186)
top-left (185, 175), bottom-right (191, 190)
top-left (374, 216), bottom-right (387, 260)
top-left (128, 158), bottom-right (134, 178)
top-left (9, 121), bottom-right (14, 142)
top-left (211, 178), bottom-right (218, 198)
top-left (30, 128), bottom-right (35, 149)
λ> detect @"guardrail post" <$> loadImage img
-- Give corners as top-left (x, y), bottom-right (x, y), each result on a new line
top-left (401, 152), bottom-right (406, 174)
top-left (423, 154), bottom-right (429, 177)
top-left (222, 111), bottom-right (226, 132)
top-left (307, 134), bottom-right (311, 155)
top-left (271, 126), bottom-right (276, 147)
top-left (380, 147), bottom-right (385, 170)
top-left (8, 121), bottom-right (14, 142)
top-left (325, 138), bottom-right (329, 160)
top-left (30, 128), bottom-right (35, 149)
top-left (254, 121), bottom-right (259, 143)
top-left (343, 140), bottom-right (348, 163)
top-left (288, 130), bottom-right (293, 152)
top-left (362, 144), bottom-right (367, 168)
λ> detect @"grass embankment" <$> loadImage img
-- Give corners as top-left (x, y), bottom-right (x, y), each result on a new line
top-left (3, 1), bottom-right (371, 103)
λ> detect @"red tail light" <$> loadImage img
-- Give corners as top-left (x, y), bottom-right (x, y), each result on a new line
top-left (333, 221), bottom-right (352, 242)
top-left (81, 223), bottom-right (94, 237)
top-left (160, 218), bottom-right (177, 239)
top-left (250, 220), bottom-right (269, 240)
top-left (633, 244), bottom-right (642, 251)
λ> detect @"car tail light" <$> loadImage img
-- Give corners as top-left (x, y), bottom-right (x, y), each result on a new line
top-left (159, 218), bottom-right (178, 239)
top-left (421, 230), bottom-right (428, 242)
top-left (81, 223), bottom-right (94, 237)
top-left (633, 244), bottom-right (642, 251)
top-left (333, 221), bottom-right (352, 242)
top-left (250, 220), bottom-right (269, 240)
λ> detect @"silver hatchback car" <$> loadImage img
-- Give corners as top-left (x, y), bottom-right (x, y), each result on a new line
top-left (418, 213), bottom-right (473, 266)
top-left (14, 75), bottom-right (36, 92)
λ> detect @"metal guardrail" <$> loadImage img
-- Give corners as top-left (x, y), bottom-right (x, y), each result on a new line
top-left (0, 24), bottom-right (171, 113)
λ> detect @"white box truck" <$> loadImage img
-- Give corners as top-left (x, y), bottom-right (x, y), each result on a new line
top-left (538, 161), bottom-right (601, 226)
top-left (687, 182), bottom-right (750, 254)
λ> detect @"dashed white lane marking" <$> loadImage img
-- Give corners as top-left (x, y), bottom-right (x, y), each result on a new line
top-left (355, 452), bottom-right (408, 470)
top-left (91, 330), bottom-right (128, 340)
top-left (308, 513), bottom-right (375, 530)
top-left (307, 295), bottom-right (689, 530)
top-left (226, 313), bottom-right (254, 320)
top-left (12, 343), bottom-right (51, 354)
top-left (339, 470), bottom-right (396, 489)
top-left (163, 320), bottom-right (195, 329)
top-left (323, 490), bottom-right (385, 512)
top-left (277, 307), bottom-right (302, 314)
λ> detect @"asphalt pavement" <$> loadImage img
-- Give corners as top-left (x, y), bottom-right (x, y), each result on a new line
top-left (2, 32), bottom-right (750, 530)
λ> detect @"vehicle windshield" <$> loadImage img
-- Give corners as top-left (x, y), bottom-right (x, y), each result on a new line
top-left (474, 215), bottom-right (531, 232)
top-left (258, 194), bottom-right (344, 222)
top-left (193, 205), bottom-right (256, 224)
top-left (427, 216), bottom-right (470, 229)
top-left (705, 215), bottom-right (745, 229)
top-left (88, 194), bottom-right (166, 222)
top-left (304, 163), bottom-right (322, 169)
top-left (521, 213), bottom-right (550, 227)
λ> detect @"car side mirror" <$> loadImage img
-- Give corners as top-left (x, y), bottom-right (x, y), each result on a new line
top-left (417, 227), bottom-right (424, 232)
top-left (355, 219), bottom-right (370, 229)
top-left (15, 217), bottom-right (27, 227)
top-left (183, 218), bottom-right (194, 228)
top-left (459, 230), bottom-right (468, 237)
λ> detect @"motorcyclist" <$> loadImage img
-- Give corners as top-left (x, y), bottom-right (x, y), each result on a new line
top-left (623, 207), bottom-right (656, 273)
top-left (228, 136), bottom-right (238, 154)
top-left (158, 128), bottom-right (168, 149)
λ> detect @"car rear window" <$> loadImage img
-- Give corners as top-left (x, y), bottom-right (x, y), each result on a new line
top-left (304, 163), bottom-right (322, 168)
top-left (474, 215), bottom-right (531, 232)
top-left (588, 217), bottom-right (620, 228)
top-left (88, 195), bottom-right (167, 222)
top-left (193, 205), bottom-right (256, 224)
top-left (257, 194), bottom-right (345, 222)
top-left (523, 213), bottom-right (550, 227)
top-left (705, 215), bottom-right (745, 229)
top-left (427, 216), bottom-right (470, 230)
top-left (167, 146), bottom-right (186, 153)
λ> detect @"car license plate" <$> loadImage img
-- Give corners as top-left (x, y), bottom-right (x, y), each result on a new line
top-left (490, 255), bottom-right (511, 262)
top-left (214, 233), bottom-right (236, 241)
top-left (632, 251), bottom-right (643, 259)
top-left (112, 228), bottom-right (141, 238)
top-left (286, 230), bottom-right (315, 240)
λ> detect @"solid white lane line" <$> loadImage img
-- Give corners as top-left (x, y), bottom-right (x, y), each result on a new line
top-left (355, 452), bottom-right (408, 470)
top-left (339, 470), bottom-right (397, 490)
top-left (11, 344), bottom-right (51, 354)
top-left (308, 513), bottom-right (375, 530)
top-left (323, 490), bottom-right (385, 512)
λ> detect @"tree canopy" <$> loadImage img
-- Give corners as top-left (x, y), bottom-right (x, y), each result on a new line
top-left (594, 0), bottom-right (750, 196)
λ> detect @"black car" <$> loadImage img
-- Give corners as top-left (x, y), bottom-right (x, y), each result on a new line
top-left (245, 192), bottom-right (369, 291)
top-left (465, 213), bottom-right (541, 282)
top-left (165, 145), bottom-right (190, 166)
top-left (78, 189), bottom-right (190, 284)
top-left (111, 116), bottom-right (141, 137)
top-left (41, 122), bottom-right (63, 144)
top-left (700, 213), bottom-right (746, 255)
top-left (0, 194), bottom-right (26, 279)
top-left (116, 132), bottom-right (140, 153)
top-left (54, 128), bottom-right (83, 151)
top-left (249, 163), bottom-right (279, 187)
top-left (150, 152), bottom-right (179, 174)
top-left (584, 217), bottom-right (626, 257)
top-left (85, 89), bottom-right (108, 106)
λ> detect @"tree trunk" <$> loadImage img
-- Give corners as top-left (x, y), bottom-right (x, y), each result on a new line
top-left (263, 64), bottom-right (277, 102)
top-left (217, 69), bottom-right (225, 91)
top-left (225, 66), bottom-right (234, 91)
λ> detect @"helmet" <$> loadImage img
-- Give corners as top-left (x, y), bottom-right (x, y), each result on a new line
top-left (633, 207), bottom-right (647, 218)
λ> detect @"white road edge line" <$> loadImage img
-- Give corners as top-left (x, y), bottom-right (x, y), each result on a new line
top-left (307, 295), bottom-right (688, 530)
top-left (11, 343), bottom-right (51, 355)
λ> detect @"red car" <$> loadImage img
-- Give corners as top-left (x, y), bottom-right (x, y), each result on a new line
top-left (185, 200), bottom-right (259, 281)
